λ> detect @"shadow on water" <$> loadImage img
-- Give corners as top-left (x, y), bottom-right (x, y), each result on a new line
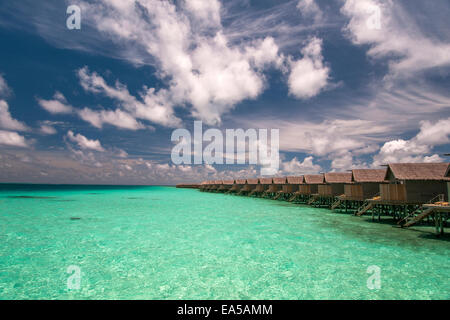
top-left (6, 196), bottom-right (57, 199)
top-left (418, 232), bottom-right (450, 241)
top-left (340, 214), bottom-right (450, 243)
top-left (263, 199), bottom-right (450, 244)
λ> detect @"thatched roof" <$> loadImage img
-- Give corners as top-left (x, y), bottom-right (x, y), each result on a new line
top-left (352, 169), bottom-right (387, 183)
top-left (236, 179), bottom-right (247, 184)
top-left (246, 178), bottom-right (259, 184)
top-left (446, 164), bottom-right (450, 177)
top-left (304, 174), bottom-right (324, 184)
top-left (324, 172), bottom-right (353, 184)
top-left (260, 178), bottom-right (273, 185)
top-left (386, 163), bottom-right (450, 181)
top-left (223, 180), bottom-right (235, 185)
top-left (287, 176), bottom-right (304, 184)
top-left (273, 177), bottom-right (287, 184)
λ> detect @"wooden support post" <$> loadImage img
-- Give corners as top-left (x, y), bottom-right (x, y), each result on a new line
top-left (435, 213), bottom-right (439, 235)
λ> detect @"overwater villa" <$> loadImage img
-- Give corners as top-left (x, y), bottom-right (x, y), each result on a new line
top-left (309, 172), bottom-right (353, 208)
top-left (238, 178), bottom-right (259, 196)
top-left (263, 177), bottom-right (285, 199)
top-left (446, 165), bottom-right (450, 200)
top-left (357, 163), bottom-right (450, 223)
top-left (192, 162), bottom-right (450, 235)
top-left (289, 174), bottom-right (324, 203)
top-left (273, 176), bottom-right (302, 200)
top-left (198, 181), bottom-right (208, 191)
top-left (227, 179), bottom-right (246, 194)
top-left (210, 180), bottom-right (223, 193)
top-left (176, 183), bottom-right (201, 189)
top-left (218, 180), bottom-right (235, 193)
top-left (331, 169), bottom-right (387, 212)
top-left (200, 180), bottom-right (212, 192)
top-left (202, 180), bottom-right (221, 192)
top-left (250, 178), bottom-right (272, 197)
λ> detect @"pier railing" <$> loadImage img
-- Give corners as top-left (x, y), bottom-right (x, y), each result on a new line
top-left (397, 194), bottom-right (445, 226)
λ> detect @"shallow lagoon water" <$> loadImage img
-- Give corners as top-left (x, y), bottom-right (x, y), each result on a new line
top-left (0, 185), bottom-right (448, 299)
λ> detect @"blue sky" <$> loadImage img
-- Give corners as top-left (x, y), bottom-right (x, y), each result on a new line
top-left (0, 0), bottom-right (449, 185)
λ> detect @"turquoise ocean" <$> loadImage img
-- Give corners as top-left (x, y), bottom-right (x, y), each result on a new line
top-left (0, 184), bottom-right (448, 300)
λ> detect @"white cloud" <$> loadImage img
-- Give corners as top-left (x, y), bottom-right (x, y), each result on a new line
top-left (78, 107), bottom-right (145, 130)
top-left (0, 100), bottom-right (29, 131)
top-left (331, 152), bottom-right (353, 171)
top-left (341, 0), bottom-right (450, 77)
top-left (372, 139), bottom-right (441, 165)
top-left (282, 156), bottom-right (321, 174)
top-left (0, 75), bottom-right (28, 132)
top-left (0, 74), bottom-right (11, 97)
top-left (78, 67), bottom-right (180, 127)
top-left (39, 124), bottom-right (57, 135)
top-left (76, 0), bottom-right (284, 125)
top-left (183, 0), bottom-right (222, 28)
top-left (249, 118), bottom-right (387, 156)
top-left (415, 118), bottom-right (450, 146)
top-left (372, 118), bottom-right (450, 166)
top-left (37, 92), bottom-right (73, 114)
top-left (297, 0), bottom-right (323, 23)
top-left (114, 148), bottom-right (128, 158)
top-left (0, 130), bottom-right (28, 147)
top-left (66, 130), bottom-right (105, 152)
top-left (330, 151), bottom-right (369, 171)
top-left (287, 37), bottom-right (330, 99)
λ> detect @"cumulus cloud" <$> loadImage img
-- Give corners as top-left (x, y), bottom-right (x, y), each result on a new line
top-left (37, 92), bottom-right (73, 114)
top-left (297, 0), bottom-right (323, 23)
top-left (287, 37), bottom-right (330, 99)
top-left (66, 130), bottom-right (105, 152)
top-left (78, 67), bottom-right (180, 128)
top-left (36, 76), bottom-right (150, 131)
top-left (415, 118), bottom-right (450, 146)
top-left (372, 118), bottom-right (450, 166)
top-left (282, 156), bottom-right (321, 174)
top-left (39, 124), bottom-right (57, 135)
top-left (0, 75), bottom-right (28, 133)
top-left (0, 74), bottom-right (11, 97)
top-left (78, 107), bottom-right (145, 130)
top-left (330, 151), bottom-right (370, 171)
top-left (0, 74), bottom-right (30, 149)
top-left (0, 130), bottom-right (28, 147)
top-left (183, 0), bottom-right (222, 28)
top-left (341, 0), bottom-right (450, 77)
top-left (0, 100), bottom-right (28, 131)
top-left (76, 0), bottom-right (284, 125)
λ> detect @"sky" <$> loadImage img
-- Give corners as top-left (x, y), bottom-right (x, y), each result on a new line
top-left (0, 0), bottom-right (449, 185)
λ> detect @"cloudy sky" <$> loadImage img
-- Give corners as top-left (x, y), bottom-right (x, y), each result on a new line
top-left (0, 0), bottom-right (449, 185)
